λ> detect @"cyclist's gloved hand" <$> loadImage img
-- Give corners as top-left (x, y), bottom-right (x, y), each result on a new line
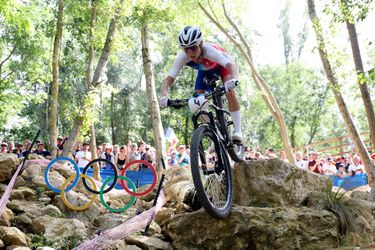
top-left (224, 79), bottom-right (238, 92)
top-left (159, 96), bottom-right (169, 107)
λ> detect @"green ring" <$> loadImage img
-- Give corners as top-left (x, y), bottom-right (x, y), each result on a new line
top-left (99, 176), bottom-right (137, 213)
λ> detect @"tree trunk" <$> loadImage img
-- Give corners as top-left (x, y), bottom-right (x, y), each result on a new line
top-left (141, 23), bottom-right (165, 176)
top-left (199, 2), bottom-right (296, 165)
top-left (62, 116), bottom-right (84, 158)
top-left (308, 0), bottom-right (375, 186)
top-left (111, 91), bottom-right (116, 145)
top-left (346, 21), bottom-right (375, 149)
top-left (49, 0), bottom-right (64, 159)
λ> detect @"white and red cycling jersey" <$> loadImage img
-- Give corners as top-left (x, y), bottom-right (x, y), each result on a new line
top-left (168, 43), bottom-right (233, 79)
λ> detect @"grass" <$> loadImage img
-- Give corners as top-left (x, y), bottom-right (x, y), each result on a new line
top-left (318, 183), bottom-right (373, 243)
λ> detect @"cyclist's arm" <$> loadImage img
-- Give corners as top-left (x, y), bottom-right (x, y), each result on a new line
top-left (161, 52), bottom-right (187, 96)
top-left (225, 62), bottom-right (239, 80)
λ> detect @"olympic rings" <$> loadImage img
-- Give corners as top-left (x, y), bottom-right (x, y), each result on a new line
top-left (44, 157), bottom-right (80, 193)
top-left (82, 159), bottom-right (118, 194)
top-left (44, 157), bottom-right (158, 212)
top-left (119, 160), bottom-right (157, 197)
top-left (100, 176), bottom-right (137, 213)
top-left (61, 174), bottom-right (97, 211)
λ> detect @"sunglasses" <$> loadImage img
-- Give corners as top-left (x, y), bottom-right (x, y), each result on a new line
top-left (184, 45), bottom-right (198, 53)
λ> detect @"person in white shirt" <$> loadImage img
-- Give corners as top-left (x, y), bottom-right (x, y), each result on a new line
top-left (294, 151), bottom-right (308, 170)
top-left (348, 155), bottom-right (365, 174)
top-left (75, 142), bottom-right (92, 168)
top-left (322, 157), bottom-right (337, 175)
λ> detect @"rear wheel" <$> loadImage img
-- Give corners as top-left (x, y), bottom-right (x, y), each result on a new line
top-left (190, 125), bottom-right (233, 219)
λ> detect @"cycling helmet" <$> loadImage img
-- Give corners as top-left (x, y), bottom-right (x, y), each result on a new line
top-left (178, 26), bottom-right (203, 48)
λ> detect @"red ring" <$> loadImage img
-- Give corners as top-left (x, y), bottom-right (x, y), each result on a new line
top-left (119, 160), bottom-right (157, 196)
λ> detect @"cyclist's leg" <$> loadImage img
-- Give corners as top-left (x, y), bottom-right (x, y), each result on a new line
top-left (221, 68), bottom-right (243, 142)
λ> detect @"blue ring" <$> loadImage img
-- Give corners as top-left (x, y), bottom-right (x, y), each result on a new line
top-left (44, 157), bottom-right (80, 193)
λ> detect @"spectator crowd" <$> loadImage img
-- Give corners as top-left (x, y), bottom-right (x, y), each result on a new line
top-left (1, 136), bottom-right (374, 181)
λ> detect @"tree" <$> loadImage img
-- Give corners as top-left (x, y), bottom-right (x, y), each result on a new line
top-left (339, 0), bottom-right (375, 150)
top-left (49, 0), bottom-right (64, 159)
top-left (199, 1), bottom-right (296, 164)
top-left (308, 0), bottom-right (375, 186)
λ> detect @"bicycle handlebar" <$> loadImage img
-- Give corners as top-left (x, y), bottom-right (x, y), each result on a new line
top-left (167, 80), bottom-right (239, 109)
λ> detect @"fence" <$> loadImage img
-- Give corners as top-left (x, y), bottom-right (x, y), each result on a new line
top-left (294, 132), bottom-right (373, 157)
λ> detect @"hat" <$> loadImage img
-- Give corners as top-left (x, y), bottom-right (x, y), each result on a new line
top-left (38, 142), bottom-right (45, 146)
top-left (371, 153), bottom-right (375, 160)
top-left (105, 144), bottom-right (113, 149)
top-left (1, 142), bottom-right (7, 147)
top-left (57, 137), bottom-right (63, 141)
top-left (145, 145), bottom-right (151, 150)
top-left (178, 145), bottom-right (185, 150)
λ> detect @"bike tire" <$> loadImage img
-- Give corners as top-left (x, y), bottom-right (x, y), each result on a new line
top-left (190, 125), bottom-right (233, 219)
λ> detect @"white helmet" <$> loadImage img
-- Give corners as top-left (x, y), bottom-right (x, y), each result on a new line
top-left (188, 94), bottom-right (209, 113)
top-left (178, 26), bottom-right (203, 48)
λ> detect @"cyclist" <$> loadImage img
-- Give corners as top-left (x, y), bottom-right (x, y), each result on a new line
top-left (159, 26), bottom-right (243, 142)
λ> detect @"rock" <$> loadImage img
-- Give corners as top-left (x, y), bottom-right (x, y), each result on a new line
top-left (0, 239), bottom-right (4, 248)
top-left (13, 177), bottom-right (26, 189)
top-left (35, 247), bottom-right (55, 250)
top-left (14, 214), bottom-right (32, 225)
top-left (102, 240), bottom-right (127, 250)
top-left (166, 206), bottom-right (338, 250)
top-left (10, 187), bottom-right (36, 201)
top-left (53, 193), bottom-right (101, 223)
top-left (6, 246), bottom-right (31, 250)
top-left (125, 235), bottom-right (173, 250)
top-left (20, 164), bottom-right (42, 182)
top-left (0, 208), bottom-right (14, 227)
top-left (7, 200), bottom-right (44, 219)
top-left (0, 155), bottom-right (18, 182)
top-left (147, 221), bottom-right (161, 235)
top-left (31, 215), bottom-right (87, 242)
top-left (0, 226), bottom-right (28, 247)
top-left (233, 159), bottom-right (331, 207)
top-left (39, 205), bottom-right (61, 218)
top-left (93, 214), bottom-right (128, 231)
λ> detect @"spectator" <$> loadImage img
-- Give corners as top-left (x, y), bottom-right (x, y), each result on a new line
top-left (322, 157), bottom-right (337, 175)
top-left (73, 142), bottom-right (82, 157)
top-left (371, 153), bottom-right (375, 165)
top-left (96, 146), bottom-right (103, 159)
top-left (115, 145), bottom-right (127, 170)
top-left (140, 145), bottom-right (155, 169)
top-left (348, 155), bottom-right (365, 174)
top-left (254, 151), bottom-right (263, 160)
top-left (279, 150), bottom-right (289, 163)
top-left (308, 151), bottom-right (322, 174)
top-left (75, 143), bottom-right (92, 168)
top-left (295, 151), bottom-right (308, 170)
top-left (167, 150), bottom-right (178, 168)
top-left (57, 137), bottom-right (67, 150)
top-left (0, 143), bottom-right (7, 153)
top-left (34, 143), bottom-right (51, 159)
top-left (265, 148), bottom-right (277, 159)
top-left (7, 142), bottom-right (15, 153)
top-left (128, 142), bottom-right (140, 162)
top-left (101, 145), bottom-right (115, 170)
top-left (244, 147), bottom-right (253, 160)
top-left (13, 144), bottom-right (24, 158)
top-left (336, 163), bottom-right (347, 178)
top-left (176, 145), bottom-right (190, 167)
top-left (113, 144), bottom-right (120, 156)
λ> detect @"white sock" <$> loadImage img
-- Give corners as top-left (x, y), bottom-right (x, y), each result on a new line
top-left (230, 110), bottom-right (242, 134)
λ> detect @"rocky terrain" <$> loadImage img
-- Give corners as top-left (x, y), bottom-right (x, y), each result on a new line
top-left (0, 153), bottom-right (374, 250)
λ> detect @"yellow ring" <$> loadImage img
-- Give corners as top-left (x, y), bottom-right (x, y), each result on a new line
top-left (61, 174), bottom-right (97, 211)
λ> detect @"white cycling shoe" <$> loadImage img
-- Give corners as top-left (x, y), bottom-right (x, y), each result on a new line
top-left (231, 131), bottom-right (243, 143)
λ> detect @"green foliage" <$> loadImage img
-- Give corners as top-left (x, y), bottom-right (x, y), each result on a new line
top-left (324, 0), bottom-right (374, 23)
top-left (28, 233), bottom-right (54, 249)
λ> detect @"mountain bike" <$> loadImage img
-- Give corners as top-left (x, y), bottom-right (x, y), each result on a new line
top-left (167, 75), bottom-right (244, 219)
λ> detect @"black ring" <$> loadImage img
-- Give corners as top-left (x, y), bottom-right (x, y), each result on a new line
top-left (82, 159), bottom-right (118, 194)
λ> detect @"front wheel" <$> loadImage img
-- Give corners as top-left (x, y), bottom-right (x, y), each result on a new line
top-left (190, 125), bottom-right (233, 219)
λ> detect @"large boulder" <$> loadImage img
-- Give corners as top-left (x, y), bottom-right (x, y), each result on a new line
top-left (31, 215), bottom-right (87, 242)
top-left (0, 226), bottom-right (28, 247)
top-left (0, 155), bottom-right (18, 182)
top-left (166, 206), bottom-right (338, 250)
top-left (9, 187), bottom-right (36, 201)
top-left (0, 208), bottom-right (14, 227)
top-left (233, 159), bottom-right (330, 207)
top-left (125, 235), bottom-right (173, 250)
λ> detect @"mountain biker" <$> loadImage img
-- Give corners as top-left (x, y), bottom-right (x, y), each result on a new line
top-left (159, 26), bottom-right (243, 142)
